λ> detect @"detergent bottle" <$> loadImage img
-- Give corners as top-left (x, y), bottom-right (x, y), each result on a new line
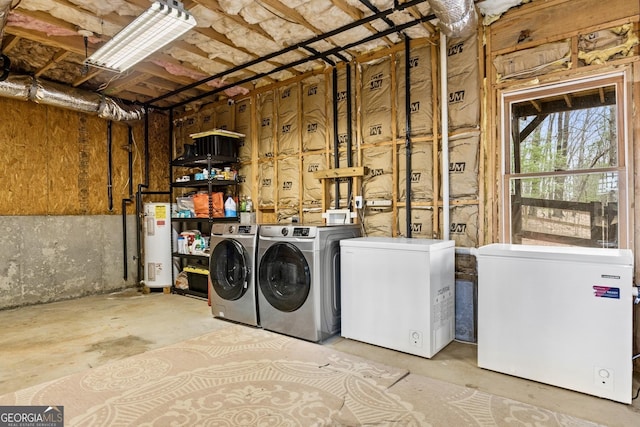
top-left (224, 194), bottom-right (237, 217)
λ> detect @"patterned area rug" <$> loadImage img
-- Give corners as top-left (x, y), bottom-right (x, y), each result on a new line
top-left (0, 325), bottom-right (603, 426)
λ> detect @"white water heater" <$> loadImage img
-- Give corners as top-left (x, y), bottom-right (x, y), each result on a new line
top-left (143, 203), bottom-right (173, 288)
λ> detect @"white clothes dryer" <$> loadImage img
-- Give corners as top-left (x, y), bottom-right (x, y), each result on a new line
top-left (257, 224), bottom-right (361, 342)
top-left (209, 223), bottom-right (259, 326)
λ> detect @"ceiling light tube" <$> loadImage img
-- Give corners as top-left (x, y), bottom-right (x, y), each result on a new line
top-left (85, 0), bottom-right (196, 73)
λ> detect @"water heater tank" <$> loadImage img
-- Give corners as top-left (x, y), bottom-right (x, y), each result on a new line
top-left (143, 203), bottom-right (173, 288)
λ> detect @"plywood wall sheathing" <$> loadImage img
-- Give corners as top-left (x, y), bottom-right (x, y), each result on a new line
top-left (488, 0), bottom-right (639, 54)
top-left (0, 97), bottom-right (164, 216)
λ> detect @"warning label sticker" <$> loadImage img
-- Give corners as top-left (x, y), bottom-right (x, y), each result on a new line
top-left (593, 286), bottom-right (620, 299)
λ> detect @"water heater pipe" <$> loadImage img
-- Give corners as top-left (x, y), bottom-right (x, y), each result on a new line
top-left (440, 33), bottom-right (450, 240)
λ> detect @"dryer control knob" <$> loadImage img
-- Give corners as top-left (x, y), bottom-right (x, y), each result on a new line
top-left (228, 225), bottom-right (235, 233)
top-left (281, 228), bottom-right (289, 236)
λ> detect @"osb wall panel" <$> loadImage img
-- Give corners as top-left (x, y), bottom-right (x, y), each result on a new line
top-left (0, 97), bottom-right (168, 215)
top-left (489, 0), bottom-right (639, 54)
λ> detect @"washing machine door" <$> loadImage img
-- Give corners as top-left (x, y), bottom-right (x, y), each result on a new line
top-left (259, 242), bottom-right (311, 312)
top-left (210, 239), bottom-right (250, 301)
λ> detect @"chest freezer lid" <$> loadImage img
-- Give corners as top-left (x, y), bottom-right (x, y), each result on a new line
top-left (478, 243), bottom-right (633, 266)
top-left (340, 237), bottom-right (454, 252)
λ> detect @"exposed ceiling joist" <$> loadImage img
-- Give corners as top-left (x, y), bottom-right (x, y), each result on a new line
top-left (0, 0), bottom-right (497, 113)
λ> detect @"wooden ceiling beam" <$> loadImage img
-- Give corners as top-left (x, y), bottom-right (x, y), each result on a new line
top-left (73, 69), bottom-right (103, 87)
top-left (405, 6), bottom-right (437, 35)
top-left (102, 72), bottom-right (152, 96)
top-left (35, 50), bottom-right (72, 77)
top-left (188, 0), bottom-right (278, 44)
top-left (330, 0), bottom-right (394, 47)
top-left (1, 35), bottom-right (21, 53)
top-left (258, 0), bottom-right (323, 35)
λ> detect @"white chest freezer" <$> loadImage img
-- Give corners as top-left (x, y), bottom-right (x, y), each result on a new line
top-left (477, 243), bottom-right (634, 403)
top-left (340, 237), bottom-right (455, 358)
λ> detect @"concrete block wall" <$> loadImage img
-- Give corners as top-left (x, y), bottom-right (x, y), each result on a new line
top-left (0, 215), bottom-right (138, 310)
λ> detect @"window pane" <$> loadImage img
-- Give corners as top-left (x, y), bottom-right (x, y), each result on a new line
top-left (510, 85), bottom-right (617, 174)
top-left (509, 173), bottom-right (618, 248)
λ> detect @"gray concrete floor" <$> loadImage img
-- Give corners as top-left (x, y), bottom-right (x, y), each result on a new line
top-left (0, 290), bottom-right (638, 426)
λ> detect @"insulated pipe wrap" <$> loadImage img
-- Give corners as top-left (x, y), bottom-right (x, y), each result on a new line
top-left (33, 78), bottom-right (103, 114)
top-left (0, 74), bottom-right (144, 121)
top-left (0, 75), bottom-right (32, 100)
top-left (427, 0), bottom-right (477, 38)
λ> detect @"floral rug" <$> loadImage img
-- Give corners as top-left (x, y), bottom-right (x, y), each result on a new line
top-left (0, 324), bottom-right (603, 426)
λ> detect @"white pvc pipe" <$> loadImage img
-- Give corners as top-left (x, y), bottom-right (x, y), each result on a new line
top-left (440, 33), bottom-right (450, 240)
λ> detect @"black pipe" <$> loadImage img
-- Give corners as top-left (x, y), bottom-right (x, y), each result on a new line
top-left (107, 121), bottom-right (113, 211)
top-left (346, 63), bottom-right (353, 210)
top-left (127, 125), bottom-right (134, 198)
top-left (122, 125), bottom-right (134, 281)
top-left (162, 19), bottom-right (436, 110)
top-left (135, 111), bottom-right (151, 283)
top-left (404, 37), bottom-right (412, 237)
top-left (332, 67), bottom-right (340, 209)
top-left (148, 0), bottom-right (430, 106)
top-left (168, 14), bottom-right (434, 109)
top-left (302, 46), bottom-right (336, 67)
top-left (122, 198), bottom-right (132, 280)
top-left (357, 0), bottom-right (396, 30)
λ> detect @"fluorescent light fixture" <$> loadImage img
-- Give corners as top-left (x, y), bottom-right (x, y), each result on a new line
top-left (85, 0), bottom-right (196, 73)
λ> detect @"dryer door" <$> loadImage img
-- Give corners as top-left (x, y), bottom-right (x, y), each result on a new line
top-left (210, 239), bottom-right (250, 301)
top-left (259, 242), bottom-right (311, 312)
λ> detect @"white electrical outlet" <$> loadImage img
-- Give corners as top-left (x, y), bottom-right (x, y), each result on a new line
top-left (410, 330), bottom-right (423, 347)
top-left (593, 367), bottom-right (614, 390)
top-left (355, 196), bottom-right (363, 209)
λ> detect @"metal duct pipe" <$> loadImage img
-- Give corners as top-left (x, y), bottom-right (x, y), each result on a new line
top-left (427, 0), bottom-right (477, 38)
top-left (0, 75), bottom-right (144, 121)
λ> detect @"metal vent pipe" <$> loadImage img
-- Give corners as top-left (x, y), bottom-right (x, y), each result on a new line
top-left (427, 0), bottom-right (477, 38)
top-left (0, 75), bottom-right (144, 121)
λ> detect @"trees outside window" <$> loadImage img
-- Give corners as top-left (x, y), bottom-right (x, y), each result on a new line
top-left (501, 73), bottom-right (629, 248)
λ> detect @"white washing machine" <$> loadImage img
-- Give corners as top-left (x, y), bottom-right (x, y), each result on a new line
top-left (257, 224), bottom-right (361, 342)
top-left (209, 223), bottom-right (259, 327)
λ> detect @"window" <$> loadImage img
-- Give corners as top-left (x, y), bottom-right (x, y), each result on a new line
top-left (501, 73), bottom-right (629, 248)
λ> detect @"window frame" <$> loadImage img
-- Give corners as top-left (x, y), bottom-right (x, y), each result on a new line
top-left (499, 71), bottom-right (631, 248)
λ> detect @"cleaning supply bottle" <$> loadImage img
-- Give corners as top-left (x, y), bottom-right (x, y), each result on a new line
top-left (245, 196), bottom-right (253, 212)
top-left (239, 195), bottom-right (247, 213)
top-left (224, 194), bottom-right (237, 217)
